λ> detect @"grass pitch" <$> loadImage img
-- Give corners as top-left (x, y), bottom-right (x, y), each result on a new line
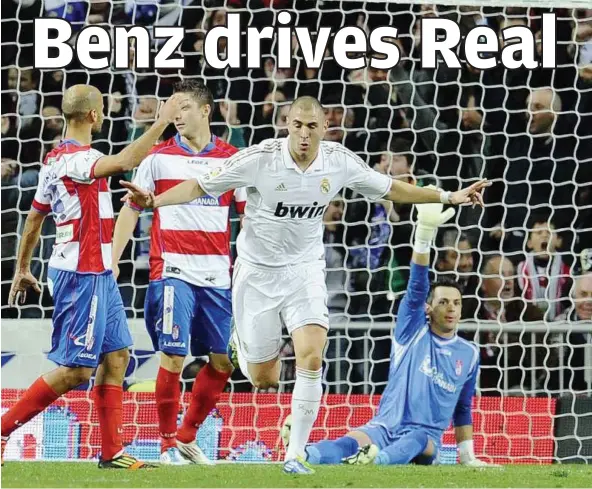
top-left (2, 462), bottom-right (592, 488)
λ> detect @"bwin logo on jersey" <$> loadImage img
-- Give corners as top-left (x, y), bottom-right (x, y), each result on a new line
top-left (419, 355), bottom-right (456, 393)
top-left (274, 202), bottom-right (327, 219)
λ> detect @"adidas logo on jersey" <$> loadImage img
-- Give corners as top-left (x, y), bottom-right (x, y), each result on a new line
top-left (275, 183), bottom-right (288, 192)
top-left (274, 202), bottom-right (327, 219)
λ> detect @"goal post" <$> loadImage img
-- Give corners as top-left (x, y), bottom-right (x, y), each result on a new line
top-left (1, 0), bottom-right (591, 465)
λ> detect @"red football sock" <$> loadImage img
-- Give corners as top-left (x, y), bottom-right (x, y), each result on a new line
top-left (177, 364), bottom-right (230, 444)
top-left (93, 384), bottom-right (124, 461)
top-left (1, 377), bottom-right (60, 437)
top-left (155, 367), bottom-right (181, 452)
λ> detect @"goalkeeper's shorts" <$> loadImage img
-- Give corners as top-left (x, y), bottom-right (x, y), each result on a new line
top-left (232, 258), bottom-right (329, 364)
top-left (46, 268), bottom-right (132, 368)
top-left (356, 421), bottom-right (439, 465)
top-left (145, 278), bottom-right (232, 357)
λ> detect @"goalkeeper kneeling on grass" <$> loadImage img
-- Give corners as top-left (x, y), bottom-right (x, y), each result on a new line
top-left (283, 196), bottom-right (499, 467)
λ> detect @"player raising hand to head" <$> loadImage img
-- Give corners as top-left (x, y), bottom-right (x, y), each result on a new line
top-left (112, 80), bottom-right (245, 466)
top-left (2, 85), bottom-right (182, 469)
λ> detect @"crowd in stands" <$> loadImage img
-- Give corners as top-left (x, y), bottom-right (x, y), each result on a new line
top-left (2, 1), bottom-right (591, 397)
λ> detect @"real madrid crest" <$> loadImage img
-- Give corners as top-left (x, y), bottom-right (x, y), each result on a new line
top-left (320, 178), bottom-right (331, 194)
top-left (203, 167), bottom-right (222, 181)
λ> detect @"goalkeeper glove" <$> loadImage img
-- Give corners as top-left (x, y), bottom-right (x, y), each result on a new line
top-left (458, 440), bottom-right (502, 468)
top-left (414, 189), bottom-right (456, 253)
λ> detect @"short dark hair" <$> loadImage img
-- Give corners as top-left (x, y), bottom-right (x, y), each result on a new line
top-left (173, 79), bottom-right (214, 112)
top-left (427, 278), bottom-right (463, 303)
top-left (527, 210), bottom-right (554, 231)
top-left (389, 138), bottom-right (414, 167)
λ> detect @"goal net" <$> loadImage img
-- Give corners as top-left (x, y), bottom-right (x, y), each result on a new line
top-left (2, 0), bottom-right (591, 465)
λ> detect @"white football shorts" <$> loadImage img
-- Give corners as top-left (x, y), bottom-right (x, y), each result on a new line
top-left (232, 258), bottom-right (329, 364)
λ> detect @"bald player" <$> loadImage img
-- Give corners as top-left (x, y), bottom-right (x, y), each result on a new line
top-left (2, 85), bottom-right (182, 469)
top-left (121, 96), bottom-right (490, 474)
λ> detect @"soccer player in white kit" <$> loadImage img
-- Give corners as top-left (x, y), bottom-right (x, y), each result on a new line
top-left (121, 96), bottom-right (489, 474)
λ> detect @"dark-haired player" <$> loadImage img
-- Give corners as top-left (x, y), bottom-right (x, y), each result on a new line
top-left (112, 80), bottom-right (244, 465)
top-left (286, 200), bottom-right (499, 468)
top-left (121, 96), bottom-right (489, 474)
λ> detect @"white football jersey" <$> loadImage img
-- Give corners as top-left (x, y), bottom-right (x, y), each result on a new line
top-left (197, 138), bottom-right (392, 268)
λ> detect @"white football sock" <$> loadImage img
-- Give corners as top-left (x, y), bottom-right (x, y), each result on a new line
top-left (285, 367), bottom-right (322, 461)
top-left (234, 331), bottom-right (254, 385)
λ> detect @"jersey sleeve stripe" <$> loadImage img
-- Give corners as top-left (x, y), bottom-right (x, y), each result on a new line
top-left (89, 157), bottom-right (102, 180)
top-left (32, 199), bottom-right (51, 214)
top-left (235, 201), bottom-right (246, 214)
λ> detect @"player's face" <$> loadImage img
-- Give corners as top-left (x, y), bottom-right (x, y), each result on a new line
top-left (287, 106), bottom-right (328, 160)
top-left (174, 95), bottom-right (209, 137)
top-left (428, 286), bottom-right (462, 332)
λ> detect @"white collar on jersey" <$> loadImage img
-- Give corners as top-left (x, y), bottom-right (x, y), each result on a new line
top-left (430, 327), bottom-right (459, 346)
top-left (281, 137), bottom-right (324, 174)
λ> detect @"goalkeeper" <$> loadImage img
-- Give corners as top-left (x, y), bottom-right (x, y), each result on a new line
top-left (284, 198), bottom-right (497, 467)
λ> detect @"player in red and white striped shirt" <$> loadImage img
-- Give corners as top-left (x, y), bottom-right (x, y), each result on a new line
top-left (112, 80), bottom-right (244, 465)
top-left (2, 84), bottom-right (183, 469)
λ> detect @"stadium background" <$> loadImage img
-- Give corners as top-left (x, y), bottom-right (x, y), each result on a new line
top-left (1, 0), bottom-right (591, 465)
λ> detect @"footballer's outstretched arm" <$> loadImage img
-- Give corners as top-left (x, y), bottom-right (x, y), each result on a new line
top-left (155, 179), bottom-right (206, 208)
top-left (121, 146), bottom-right (260, 210)
top-left (92, 95), bottom-right (184, 179)
top-left (394, 201), bottom-right (456, 344)
top-left (120, 179), bottom-right (206, 210)
top-left (385, 179), bottom-right (489, 207)
top-left (9, 209), bottom-right (45, 305)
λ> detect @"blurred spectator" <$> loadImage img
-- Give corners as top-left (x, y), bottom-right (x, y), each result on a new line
top-left (436, 230), bottom-right (479, 320)
top-left (516, 213), bottom-right (571, 321)
top-left (322, 96), bottom-right (364, 152)
top-left (128, 95), bottom-right (158, 141)
top-left (1, 115), bottom-right (19, 161)
top-left (378, 139), bottom-right (415, 300)
top-left (274, 102), bottom-right (291, 138)
top-left (251, 90), bottom-right (286, 143)
top-left (324, 197), bottom-right (347, 315)
top-left (548, 272), bottom-right (592, 394)
top-left (217, 100), bottom-right (246, 148)
top-left (476, 255), bottom-right (545, 395)
top-left (1, 157), bottom-right (38, 212)
top-left (486, 88), bottom-right (579, 254)
top-left (44, 0), bottom-right (87, 31)
top-left (41, 105), bottom-right (64, 143)
top-left (94, 90), bottom-right (129, 156)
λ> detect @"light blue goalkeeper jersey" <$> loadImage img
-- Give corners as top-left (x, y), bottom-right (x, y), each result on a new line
top-left (372, 262), bottom-right (480, 442)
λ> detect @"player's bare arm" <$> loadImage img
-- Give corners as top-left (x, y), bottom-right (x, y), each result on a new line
top-left (92, 94), bottom-right (185, 179)
top-left (111, 205), bottom-right (141, 280)
top-left (385, 178), bottom-right (490, 206)
top-left (120, 178), bottom-right (206, 209)
top-left (8, 209), bottom-right (45, 305)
